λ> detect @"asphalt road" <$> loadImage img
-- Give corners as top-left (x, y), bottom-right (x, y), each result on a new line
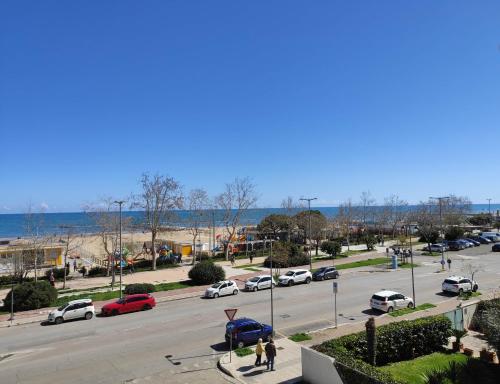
top-left (0, 245), bottom-right (499, 384)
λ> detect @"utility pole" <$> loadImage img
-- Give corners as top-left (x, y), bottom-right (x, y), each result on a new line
top-left (404, 225), bottom-right (416, 307)
top-left (300, 197), bottom-right (318, 271)
top-left (114, 200), bottom-right (125, 299)
top-left (487, 198), bottom-right (492, 216)
top-left (430, 196), bottom-right (450, 271)
top-left (269, 236), bottom-right (276, 335)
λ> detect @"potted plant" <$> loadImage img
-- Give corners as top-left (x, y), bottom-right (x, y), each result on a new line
top-left (452, 329), bottom-right (467, 352)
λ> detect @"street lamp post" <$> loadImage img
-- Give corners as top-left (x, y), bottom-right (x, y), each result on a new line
top-left (269, 236), bottom-right (276, 334)
top-left (487, 198), bottom-right (492, 216)
top-left (114, 200), bottom-right (125, 299)
top-left (403, 225), bottom-right (417, 307)
top-left (430, 196), bottom-right (450, 271)
top-left (300, 197), bottom-right (318, 271)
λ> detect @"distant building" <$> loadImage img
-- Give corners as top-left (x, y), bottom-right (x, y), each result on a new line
top-left (0, 241), bottom-right (64, 274)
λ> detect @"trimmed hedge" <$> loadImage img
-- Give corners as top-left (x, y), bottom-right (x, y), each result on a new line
top-left (3, 281), bottom-right (58, 312)
top-left (0, 275), bottom-right (34, 286)
top-left (45, 268), bottom-right (69, 280)
top-left (188, 261), bottom-right (225, 285)
top-left (87, 266), bottom-right (107, 277)
top-left (314, 316), bottom-right (452, 383)
top-left (469, 298), bottom-right (500, 332)
top-left (124, 283), bottom-right (156, 295)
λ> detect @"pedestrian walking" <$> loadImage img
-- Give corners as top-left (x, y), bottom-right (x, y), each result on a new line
top-left (249, 253), bottom-right (253, 264)
top-left (73, 259), bottom-right (77, 272)
top-left (265, 339), bottom-right (277, 371)
top-left (49, 270), bottom-right (55, 287)
top-left (81, 265), bottom-right (87, 277)
top-left (447, 257), bottom-right (452, 270)
top-left (255, 338), bottom-right (264, 366)
top-left (230, 254), bottom-right (235, 266)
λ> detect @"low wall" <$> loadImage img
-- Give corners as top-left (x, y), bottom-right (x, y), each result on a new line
top-left (301, 346), bottom-right (344, 384)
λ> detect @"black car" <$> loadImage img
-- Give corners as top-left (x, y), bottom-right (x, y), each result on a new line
top-left (492, 244), bottom-right (500, 252)
top-left (312, 266), bottom-right (339, 281)
top-left (447, 241), bottom-right (465, 251)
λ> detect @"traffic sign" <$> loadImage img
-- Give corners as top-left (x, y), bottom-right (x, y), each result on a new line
top-left (224, 308), bottom-right (238, 321)
top-left (333, 282), bottom-right (338, 294)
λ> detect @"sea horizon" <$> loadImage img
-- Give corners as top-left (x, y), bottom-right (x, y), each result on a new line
top-left (0, 204), bottom-right (499, 239)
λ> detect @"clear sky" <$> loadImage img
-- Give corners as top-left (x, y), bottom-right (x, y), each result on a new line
top-left (1, 1), bottom-right (499, 213)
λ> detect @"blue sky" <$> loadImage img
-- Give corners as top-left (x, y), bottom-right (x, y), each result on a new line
top-left (1, 1), bottom-right (500, 213)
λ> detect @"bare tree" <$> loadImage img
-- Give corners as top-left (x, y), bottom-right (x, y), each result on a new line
top-left (336, 200), bottom-right (356, 251)
top-left (58, 226), bottom-right (82, 289)
top-left (185, 188), bottom-right (210, 264)
top-left (461, 262), bottom-right (484, 291)
top-left (22, 203), bottom-right (47, 282)
top-left (409, 202), bottom-right (439, 250)
top-left (133, 173), bottom-right (183, 270)
top-left (216, 177), bottom-right (258, 260)
top-left (383, 195), bottom-right (409, 238)
top-left (359, 191), bottom-right (376, 230)
top-left (280, 196), bottom-right (304, 241)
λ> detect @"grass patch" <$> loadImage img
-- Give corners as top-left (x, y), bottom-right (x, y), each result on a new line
top-left (421, 252), bottom-right (441, 256)
top-left (398, 263), bottom-right (419, 269)
top-left (340, 249), bottom-right (371, 257)
top-left (336, 258), bottom-right (389, 270)
top-left (459, 291), bottom-right (482, 300)
top-left (243, 267), bottom-right (261, 272)
top-left (53, 280), bottom-right (193, 306)
top-left (388, 303), bottom-right (436, 317)
top-left (289, 333), bottom-right (312, 342)
top-left (379, 352), bottom-right (467, 384)
top-left (234, 347), bottom-right (254, 357)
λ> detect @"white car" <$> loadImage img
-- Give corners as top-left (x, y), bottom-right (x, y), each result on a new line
top-left (205, 280), bottom-right (239, 298)
top-left (442, 276), bottom-right (478, 295)
top-left (48, 299), bottom-right (95, 324)
top-left (278, 269), bottom-right (312, 286)
top-left (245, 275), bottom-right (276, 291)
top-left (370, 290), bottom-right (414, 313)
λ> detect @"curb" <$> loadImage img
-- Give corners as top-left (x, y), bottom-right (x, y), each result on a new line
top-left (217, 355), bottom-right (246, 384)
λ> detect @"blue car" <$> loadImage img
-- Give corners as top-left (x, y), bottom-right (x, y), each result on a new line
top-left (225, 318), bottom-right (273, 349)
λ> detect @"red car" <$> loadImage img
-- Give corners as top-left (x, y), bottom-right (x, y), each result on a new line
top-left (101, 294), bottom-right (156, 316)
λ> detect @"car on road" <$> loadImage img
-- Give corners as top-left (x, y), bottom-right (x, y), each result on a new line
top-left (245, 275), bottom-right (275, 291)
top-left (447, 241), bottom-right (466, 251)
top-left (370, 290), bottom-right (414, 313)
top-left (463, 238), bottom-right (480, 246)
top-left (205, 280), bottom-right (239, 298)
top-left (278, 269), bottom-right (312, 286)
top-left (48, 299), bottom-right (95, 324)
top-left (101, 294), bottom-right (156, 316)
top-left (492, 243), bottom-right (500, 252)
top-left (422, 244), bottom-right (447, 253)
top-left (312, 266), bottom-right (339, 281)
top-left (225, 317), bottom-right (273, 348)
top-left (442, 276), bottom-right (478, 295)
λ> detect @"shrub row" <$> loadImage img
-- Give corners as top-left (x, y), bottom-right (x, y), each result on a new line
top-left (124, 283), bottom-right (156, 295)
top-left (314, 315), bottom-right (452, 383)
top-left (3, 281), bottom-right (58, 312)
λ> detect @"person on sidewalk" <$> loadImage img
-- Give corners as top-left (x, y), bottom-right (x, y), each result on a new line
top-left (73, 259), bottom-right (77, 272)
top-left (230, 254), bottom-right (235, 266)
top-left (49, 270), bottom-right (55, 287)
top-left (265, 339), bottom-right (276, 371)
top-left (255, 338), bottom-right (264, 366)
top-left (249, 253), bottom-right (253, 264)
top-left (447, 257), bottom-right (452, 270)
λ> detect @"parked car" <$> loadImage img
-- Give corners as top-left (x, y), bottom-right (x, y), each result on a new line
top-left (245, 275), bottom-right (275, 291)
top-left (470, 236), bottom-right (491, 244)
top-left (225, 317), bottom-right (273, 349)
top-left (48, 299), bottom-right (94, 324)
top-left (447, 241), bottom-right (465, 251)
top-left (442, 276), bottom-right (478, 295)
top-left (485, 235), bottom-right (500, 243)
top-left (312, 266), bottom-right (339, 281)
top-left (423, 244), bottom-right (446, 253)
top-left (101, 294), bottom-right (156, 316)
top-left (278, 269), bottom-right (312, 286)
top-left (205, 280), bottom-right (239, 298)
top-left (492, 243), bottom-right (500, 252)
top-left (370, 290), bottom-right (414, 313)
top-left (463, 238), bottom-right (480, 246)
top-left (458, 239), bottom-right (473, 248)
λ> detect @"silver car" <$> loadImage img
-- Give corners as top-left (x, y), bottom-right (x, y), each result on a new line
top-left (245, 275), bottom-right (276, 291)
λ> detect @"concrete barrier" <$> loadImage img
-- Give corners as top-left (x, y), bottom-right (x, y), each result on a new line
top-left (301, 346), bottom-right (343, 384)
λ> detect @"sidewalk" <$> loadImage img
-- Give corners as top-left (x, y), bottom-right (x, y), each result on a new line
top-left (218, 295), bottom-right (486, 384)
top-left (0, 249), bottom-right (383, 328)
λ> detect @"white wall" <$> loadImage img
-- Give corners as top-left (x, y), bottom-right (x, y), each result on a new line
top-left (301, 346), bottom-right (344, 384)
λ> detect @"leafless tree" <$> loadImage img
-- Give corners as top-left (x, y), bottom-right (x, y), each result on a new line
top-left (133, 173), bottom-right (183, 270)
top-left (336, 200), bottom-right (356, 251)
top-left (383, 195), bottom-right (409, 238)
top-left (461, 262), bottom-right (484, 291)
top-left (359, 191), bottom-right (376, 230)
top-left (216, 177), bottom-right (258, 260)
top-left (185, 188), bottom-right (210, 264)
top-left (280, 196), bottom-right (304, 241)
top-left (22, 203), bottom-right (47, 282)
top-left (409, 202), bottom-right (439, 249)
top-left (58, 226), bottom-right (82, 289)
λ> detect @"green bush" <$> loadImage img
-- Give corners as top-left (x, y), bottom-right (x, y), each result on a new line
top-left (87, 266), bottom-right (107, 277)
top-left (45, 268), bottom-right (68, 280)
top-left (315, 315), bottom-right (452, 367)
top-left (188, 261), bottom-right (225, 285)
top-left (445, 226), bottom-right (465, 241)
top-left (3, 281), bottom-right (58, 312)
top-left (0, 275), bottom-right (34, 286)
top-left (320, 241), bottom-right (342, 257)
top-left (469, 298), bottom-right (500, 332)
top-left (124, 283), bottom-right (156, 295)
top-left (263, 242), bottom-right (309, 268)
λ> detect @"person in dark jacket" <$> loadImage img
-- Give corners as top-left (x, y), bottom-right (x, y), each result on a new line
top-left (265, 339), bottom-right (277, 371)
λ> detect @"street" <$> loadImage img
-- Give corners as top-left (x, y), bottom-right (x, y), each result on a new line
top-left (1, 246), bottom-right (499, 384)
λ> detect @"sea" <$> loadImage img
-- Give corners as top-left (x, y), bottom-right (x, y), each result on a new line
top-left (0, 204), bottom-right (498, 239)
